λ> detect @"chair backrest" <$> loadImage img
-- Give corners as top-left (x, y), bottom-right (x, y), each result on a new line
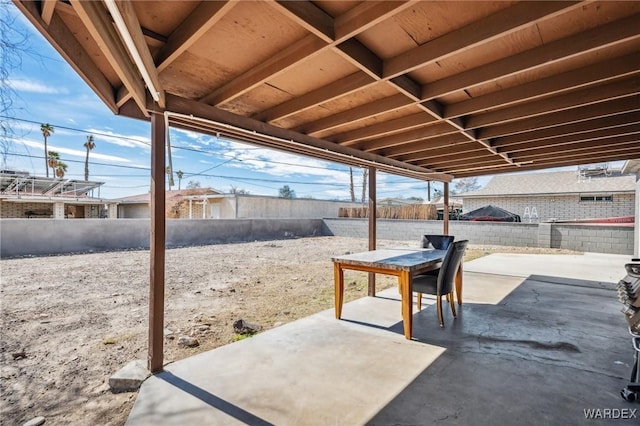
top-left (421, 234), bottom-right (455, 250)
top-left (437, 240), bottom-right (468, 295)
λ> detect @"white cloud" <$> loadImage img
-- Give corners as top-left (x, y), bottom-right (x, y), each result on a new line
top-left (8, 79), bottom-right (68, 94)
top-left (18, 139), bottom-right (137, 164)
top-left (84, 128), bottom-right (150, 150)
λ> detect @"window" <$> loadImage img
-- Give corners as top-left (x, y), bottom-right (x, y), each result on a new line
top-left (579, 195), bottom-right (613, 202)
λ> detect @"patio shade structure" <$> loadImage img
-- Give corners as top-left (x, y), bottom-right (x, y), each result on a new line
top-left (13, 0), bottom-right (640, 371)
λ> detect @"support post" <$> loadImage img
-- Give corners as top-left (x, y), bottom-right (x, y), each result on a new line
top-left (148, 113), bottom-right (166, 373)
top-left (368, 166), bottom-right (377, 296)
top-left (443, 181), bottom-right (449, 235)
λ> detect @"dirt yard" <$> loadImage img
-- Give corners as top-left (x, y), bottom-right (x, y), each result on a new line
top-left (0, 236), bottom-right (579, 425)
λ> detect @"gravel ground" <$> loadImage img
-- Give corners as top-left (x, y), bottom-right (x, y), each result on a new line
top-left (0, 236), bottom-right (578, 425)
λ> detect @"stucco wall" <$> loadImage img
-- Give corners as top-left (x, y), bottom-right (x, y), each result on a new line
top-left (0, 219), bottom-right (323, 258)
top-left (117, 196), bottom-right (360, 219)
top-left (463, 194), bottom-right (635, 222)
top-left (118, 203), bottom-right (150, 218)
top-left (235, 196), bottom-right (361, 219)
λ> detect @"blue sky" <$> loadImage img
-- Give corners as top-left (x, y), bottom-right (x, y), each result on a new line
top-left (3, 3), bottom-right (621, 201)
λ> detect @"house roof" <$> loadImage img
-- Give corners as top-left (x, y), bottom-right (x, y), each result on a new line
top-left (458, 170), bottom-right (637, 197)
top-left (13, 1), bottom-right (640, 181)
top-left (117, 188), bottom-right (222, 203)
top-left (425, 196), bottom-right (463, 207)
top-left (0, 173), bottom-right (104, 197)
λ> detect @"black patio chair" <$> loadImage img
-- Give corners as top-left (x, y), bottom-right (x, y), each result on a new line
top-left (421, 234), bottom-right (455, 250)
top-left (413, 240), bottom-right (468, 327)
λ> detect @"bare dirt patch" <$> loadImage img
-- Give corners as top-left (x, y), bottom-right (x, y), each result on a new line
top-left (0, 236), bottom-right (579, 425)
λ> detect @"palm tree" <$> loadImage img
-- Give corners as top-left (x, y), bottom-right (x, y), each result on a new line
top-left (83, 135), bottom-right (96, 181)
top-left (41, 123), bottom-right (54, 177)
top-left (176, 170), bottom-right (184, 190)
top-left (47, 151), bottom-right (60, 178)
top-left (55, 161), bottom-right (68, 179)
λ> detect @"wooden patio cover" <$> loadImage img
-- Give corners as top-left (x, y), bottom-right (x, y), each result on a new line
top-left (14, 0), bottom-right (640, 371)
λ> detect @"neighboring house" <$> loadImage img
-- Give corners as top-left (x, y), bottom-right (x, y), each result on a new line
top-left (117, 188), bottom-right (223, 218)
top-left (458, 166), bottom-right (636, 222)
top-left (0, 171), bottom-right (117, 219)
top-left (117, 188), bottom-right (362, 219)
top-left (424, 196), bottom-right (463, 220)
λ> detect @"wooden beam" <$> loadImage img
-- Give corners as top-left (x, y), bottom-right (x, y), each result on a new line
top-left (253, 71), bottom-right (376, 123)
top-left (368, 166), bottom-right (376, 296)
top-left (335, 38), bottom-right (382, 79)
top-left (466, 78), bottom-right (640, 129)
top-left (200, 34), bottom-right (327, 106)
top-left (443, 182), bottom-right (449, 235)
top-left (272, 0), bottom-right (334, 42)
top-left (40, 0), bottom-right (56, 25)
top-left (114, 0), bottom-right (165, 108)
top-left (478, 96), bottom-right (640, 139)
top-left (513, 146), bottom-right (640, 165)
top-left (155, 1), bottom-right (234, 73)
top-left (13, 1), bottom-right (117, 113)
top-left (334, 112), bottom-right (436, 146)
top-left (414, 149), bottom-right (497, 167)
top-left (445, 52), bottom-right (640, 119)
top-left (453, 151), bottom-right (640, 178)
top-left (153, 93), bottom-right (453, 182)
top-left (381, 133), bottom-right (471, 157)
top-left (422, 14), bottom-right (640, 100)
top-left (148, 112), bottom-right (166, 373)
top-left (384, 1), bottom-right (580, 79)
top-left (357, 123), bottom-right (459, 152)
top-left (493, 111), bottom-right (640, 147)
top-left (444, 148), bottom-right (640, 175)
top-left (70, 0), bottom-right (147, 114)
top-left (299, 93), bottom-right (412, 136)
top-left (498, 123), bottom-right (640, 153)
top-left (335, 1), bottom-right (416, 42)
top-left (510, 133), bottom-right (640, 159)
top-left (394, 141), bottom-right (481, 162)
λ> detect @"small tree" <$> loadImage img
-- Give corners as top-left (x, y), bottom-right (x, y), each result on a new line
top-left (55, 161), bottom-right (68, 178)
top-left (186, 180), bottom-right (201, 189)
top-left (278, 185), bottom-right (295, 199)
top-left (230, 185), bottom-right (249, 194)
top-left (452, 177), bottom-right (480, 194)
top-left (361, 168), bottom-right (368, 204)
top-left (348, 167), bottom-right (355, 202)
top-left (47, 150), bottom-right (60, 178)
top-left (41, 123), bottom-right (54, 177)
top-left (176, 170), bottom-right (184, 190)
top-left (83, 135), bottom-right (95, 181)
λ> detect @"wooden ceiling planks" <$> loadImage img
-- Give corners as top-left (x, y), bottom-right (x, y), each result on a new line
top-left (14, 0), bottom-right (640, 180)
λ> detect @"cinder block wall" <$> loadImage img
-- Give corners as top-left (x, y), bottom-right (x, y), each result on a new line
top-left (551, 224), bottom-right (635, 254)
top-left (463, 194), bottom-right (635, 222)
top-left (322, 218), bottom-right (634, 254)
top-left (322, 219), bottom-right (539, 247)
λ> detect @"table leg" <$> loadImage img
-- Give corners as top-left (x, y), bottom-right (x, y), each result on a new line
top-left (334, 263), bottom-right (344, 319)
top-left (400, 270), bottom-right (412, 339)
top-left (455, 262), bottom-right (463, 305)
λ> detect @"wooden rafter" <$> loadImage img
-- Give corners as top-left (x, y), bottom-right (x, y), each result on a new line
top-left (113, 0), bottom-right (166, 108)
top-left (383, 1), bottom-right (581, 78)
top-left (69, 0), bottom-right (148, 115)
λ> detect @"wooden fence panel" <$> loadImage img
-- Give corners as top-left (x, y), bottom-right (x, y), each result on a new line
top-left (338, 204), bottom-right (436, 220)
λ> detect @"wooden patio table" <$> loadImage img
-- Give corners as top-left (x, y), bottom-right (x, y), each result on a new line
top-left (332, 248), bottom-right (463, 339)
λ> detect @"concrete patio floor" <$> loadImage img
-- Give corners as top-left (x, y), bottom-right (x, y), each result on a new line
top-left (126, 253), bottom-right (638, 425)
